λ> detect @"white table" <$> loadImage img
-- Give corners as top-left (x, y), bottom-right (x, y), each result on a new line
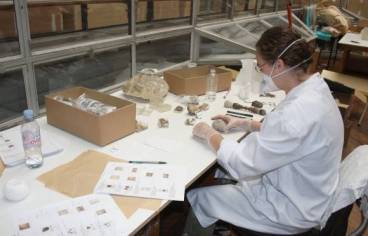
top-left (337, 32), bottom-right (368, 73)
top-left (0, 86), bottom-right (284, 235)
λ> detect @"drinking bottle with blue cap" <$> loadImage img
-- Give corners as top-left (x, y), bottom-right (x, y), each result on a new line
top-left (21, 109), bottom-right (43, 168)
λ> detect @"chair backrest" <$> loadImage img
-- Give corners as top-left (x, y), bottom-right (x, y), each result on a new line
top-left (317, 146), bottom-right (368, 236)
top-left (333, 145), bottom-right (368, 213)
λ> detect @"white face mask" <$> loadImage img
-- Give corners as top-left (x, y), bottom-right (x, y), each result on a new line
top-left (261, 74), bottom-right (278, 93)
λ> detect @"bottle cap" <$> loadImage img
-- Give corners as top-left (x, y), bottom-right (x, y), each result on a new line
top-left (23, 109), bottom-right (34, 120)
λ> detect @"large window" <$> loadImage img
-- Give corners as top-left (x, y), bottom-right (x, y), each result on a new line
top-left (0, 0), bottom-right (20, 58)
top-left (136, 0), bottom-right (191, 32)
top-left (136, 35), bottom-right (190, 71)
top-left (233, 0), bottom-right (256, 17)
top-left (27, 1), bottom-right (130, 51)
top-left (0, 70), bottom-right (27, 123)
top-left (198, 0), bottom-right (228, 22)
top-left (35, 46), bottom-right (131, 106)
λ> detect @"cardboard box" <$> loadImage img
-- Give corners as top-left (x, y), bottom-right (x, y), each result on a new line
top-left (45, 87), bottom-right (136, 146)
top-left (163, 65), bottom-right (232, 95)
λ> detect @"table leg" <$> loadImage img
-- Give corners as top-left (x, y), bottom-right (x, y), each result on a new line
top-left (136, 215), bottom-right (160, 236)
top-left (358, 97), bottom-right (368, 126)
top-left (337, 48), bottom-right (350, 73)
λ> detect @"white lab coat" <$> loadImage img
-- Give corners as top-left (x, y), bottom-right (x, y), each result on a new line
top-left (187, 73), bottom-right (344, 234)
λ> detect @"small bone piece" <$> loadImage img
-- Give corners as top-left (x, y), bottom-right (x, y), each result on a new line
top-left (198, 103), bottom-right (209, 111)
top-left (158, 118), bottom-right (169, 128)
top-left (174, 105), bottom-right (184, 112)
top-left (212, 119), bottom-right (227, 133)
top-left (185, 118), bottom-right (196, 126)
top-left (187, 104), bottom-right (200, 116)
top-left (136, 121), bottom-right (148, 132)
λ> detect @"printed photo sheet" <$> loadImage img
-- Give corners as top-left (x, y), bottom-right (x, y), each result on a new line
top-left (10, 194), bottom-right (128, 236)
top-left (94, 162), bottom-right (186, 201)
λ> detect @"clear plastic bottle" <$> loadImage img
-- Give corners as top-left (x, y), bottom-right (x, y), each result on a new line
top-left (206, 67), bottom-right (218, 102)
top-left (21, 109), bottom-right (43, 168)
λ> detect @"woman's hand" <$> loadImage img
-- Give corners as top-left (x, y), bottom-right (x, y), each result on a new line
top-left (211, 115), bottom-right (252, 132)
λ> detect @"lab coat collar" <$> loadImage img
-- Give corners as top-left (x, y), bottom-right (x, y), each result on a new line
top-left (285, 72), bottom-right (321, 100)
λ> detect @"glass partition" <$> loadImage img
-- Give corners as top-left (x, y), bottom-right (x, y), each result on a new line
top-left (27, 0), bottom-right (130, 51)
top-left (0, 0), bottom-right (20, 58)
top-left (35, 46), bottom-right (131, 106)
top-left (136, 0), bottom-right (191, 32)
top-left (0, 69), bottom-right (27, 123)
top-left (136, 34), bottom-right (190, 71)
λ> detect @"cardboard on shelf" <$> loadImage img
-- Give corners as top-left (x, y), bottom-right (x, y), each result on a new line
top-left (163, 65), bottom-right (232, 95)
top-left (45, 87), bottom-right (136, 146)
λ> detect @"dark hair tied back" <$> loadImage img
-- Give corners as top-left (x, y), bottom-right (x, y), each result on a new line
top-left (256, 27), bottom-right (313, 72)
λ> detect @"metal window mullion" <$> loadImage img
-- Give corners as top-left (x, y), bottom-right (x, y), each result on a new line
top-left (31, 37), bottom-right (133, 65)
top-left (0, 55), bottom-right (25, 72)
top-left (135, 27), bottom-right (192, 43)
top-left (260, 19), bottom-right (273, 28)
top-left (190, 0), bottom-right (199, 62)
top-left (235, 23), bottom-right (260, 40)
top-left (190, 29), bottom-right (200, 62)
top-left (130, 0), bottom-right (136, 76)
top-left (15, 0), bottom-right (39, 115)
top-left (228, 0), bottom-right (235, 20)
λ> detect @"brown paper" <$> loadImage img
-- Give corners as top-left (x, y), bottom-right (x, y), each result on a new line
top-left (37, 150), bottom-right (161, 217)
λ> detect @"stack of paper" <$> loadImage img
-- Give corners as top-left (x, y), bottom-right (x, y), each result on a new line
top-left (95, 162), bottom-right (186, 201)
top-left (0, 128), bottom-right (63, 167)
top-left (10, 194), bottom-right (128, 235)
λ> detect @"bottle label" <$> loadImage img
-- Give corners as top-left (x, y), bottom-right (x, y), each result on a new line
top-left (22, 130), bottom-right (41, 149)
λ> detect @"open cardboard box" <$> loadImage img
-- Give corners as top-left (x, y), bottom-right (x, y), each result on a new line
top-left (163, 65), bottom-right (232, 95)
top-left (45, 87), bottom-right (136, 146)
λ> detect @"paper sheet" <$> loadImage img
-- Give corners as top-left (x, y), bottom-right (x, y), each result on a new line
top-left (10, 194), bottom-right (128, 235)
top-left (95, 162), bottom-right (186, 201)
top-left (140, 135), bottom-right (184, 153)
top-left (37, 150), bottom-right (161, 217)
top-left (0, 129), bottom-right (63, 167)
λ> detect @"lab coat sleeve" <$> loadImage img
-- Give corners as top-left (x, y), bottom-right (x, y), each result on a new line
top-left (217, 110), bottom-right (305, 180)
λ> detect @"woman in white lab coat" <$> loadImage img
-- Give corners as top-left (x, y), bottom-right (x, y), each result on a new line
top-left (184, 26), bottom-right (344, 235)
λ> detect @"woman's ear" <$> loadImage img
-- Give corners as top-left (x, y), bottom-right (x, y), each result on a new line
top-left (274, 58), bottom-right (286, 72)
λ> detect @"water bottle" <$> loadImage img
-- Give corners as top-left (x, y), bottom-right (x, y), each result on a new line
top-left (206, 67), bottom-right (218, 102)
top-left (21, 109), bottom-right (43, 168)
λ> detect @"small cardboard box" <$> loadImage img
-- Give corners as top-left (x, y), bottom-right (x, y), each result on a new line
top-left (45, 87), bottom-right (136, 146)
top-left (163, 65), bottom-right (232, 95)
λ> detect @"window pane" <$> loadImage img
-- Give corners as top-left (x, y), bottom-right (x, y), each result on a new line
top-left (200, 37), bottom-right (247, 58)
top-left (35, 46), bottom-right (131, 106)
top-left (0, 70), bottom-right (27, 123)
top-left (346, 0), bottom-right (368, 18)
top-left (259, 0), bottom-right (275, 14)
top-left (198, 0), bottom-right (228, 22)
top-left (0, 0), bottom-right (20, 57)
top-left (27, 1), bottom-right (129, 51)
top-left (234, 0), bottom-right (256, 17)
top-left (136, 0), bottom-right (191, 32)
top-left (136, 35), bottom-right (190, 71)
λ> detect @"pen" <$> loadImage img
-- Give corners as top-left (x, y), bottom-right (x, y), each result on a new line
top-left (129, 161), bottom-right (167, 164)
top-left (350, 40), bottom-right (360, 44)
top-left (226, 113), bottom-right (252, 119)
top-left (227, 110), bottom-right (253, 117)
